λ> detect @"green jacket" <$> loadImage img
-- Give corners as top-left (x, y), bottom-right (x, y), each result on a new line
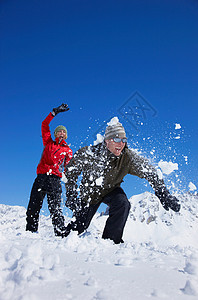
top-left (65, 142), bottom-right (164, 205)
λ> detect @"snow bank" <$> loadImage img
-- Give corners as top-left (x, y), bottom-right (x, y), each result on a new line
top-left (0, 192), bottom-right (198, 300)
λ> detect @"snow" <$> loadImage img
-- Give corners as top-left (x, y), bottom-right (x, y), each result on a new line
top-left (174, 135), bottom-right (181, 140)
top-left (175, 123), bottom-right (182, 130)
top-left (0, 192), bottom-right (198, 300)
top-left (188, 182), bottom-right (197, 191)
top-left (158, 160), bottom-right (179, 175)
top-left (95, 176), bottom-right (104, 186)
top-left (61, 172), bottom-right (68, 183)
top-left (47, 169), bottom-right (52, 175)
top-left (94, 134), bottom-right (104, 146)
top-left (156, 168), bottom-right (163, 180)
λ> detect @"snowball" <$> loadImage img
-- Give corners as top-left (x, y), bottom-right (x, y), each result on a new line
top-left (158, 160), bottom-right (178, 175)
top-left (95, 176), bottom-right (103, 186)
top-left (94, 134), bottom-right (104, 146)
top-left (175, 123), bottom-right (181, 130)
top-left (188, 182), bottom-right (197, 191)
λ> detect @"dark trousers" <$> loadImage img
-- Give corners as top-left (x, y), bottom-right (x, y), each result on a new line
top-left (69, 187), bottom-right (131, 244)
top-left (26, 174), bottom-right (66, 236)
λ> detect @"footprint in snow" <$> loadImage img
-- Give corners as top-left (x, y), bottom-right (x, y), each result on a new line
top-left (180, 280), bottom-right (197, 296)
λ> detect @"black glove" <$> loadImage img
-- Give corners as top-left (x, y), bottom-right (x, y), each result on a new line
top-left (155, 187), bottom-right (181, 212)
top-left (52, 103), bottom-right (69, 116)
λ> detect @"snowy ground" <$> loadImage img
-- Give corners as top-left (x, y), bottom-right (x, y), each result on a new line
top-left (0, 192), bottom-right (198, 300)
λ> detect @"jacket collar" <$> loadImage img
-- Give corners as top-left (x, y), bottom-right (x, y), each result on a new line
top-left (55, 137), bottom-right (67, 146)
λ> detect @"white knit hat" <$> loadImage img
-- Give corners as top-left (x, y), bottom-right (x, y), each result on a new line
top-left (104, 118), bottom-right (127, 140)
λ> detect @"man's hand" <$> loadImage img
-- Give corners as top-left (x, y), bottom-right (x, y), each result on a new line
top-left (52, 103), bottom-right (69, 116)
top-left (155, 188), bottom-right (181, 212)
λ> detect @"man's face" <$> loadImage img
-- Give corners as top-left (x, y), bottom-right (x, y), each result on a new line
top-left (105, 138), bottom-right (126, 156)
top-left (56, 130), bottom-right (67, 142)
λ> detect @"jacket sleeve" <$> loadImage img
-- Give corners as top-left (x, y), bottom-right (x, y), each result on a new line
top-left (127, 149), bottom-right (165, 191)
top-left (127, 149), bottom-right (181, 212)
top-left (41, 112), bottom-right (54, 146)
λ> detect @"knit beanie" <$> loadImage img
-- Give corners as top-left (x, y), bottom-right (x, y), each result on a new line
top-left (54, 125), bottom-right (67, 139)
top-left (104, 118), bottom-right (127, 140)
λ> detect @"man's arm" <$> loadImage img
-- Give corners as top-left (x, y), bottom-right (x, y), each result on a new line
top-left (128, 149), bottom-right (181, 212)
top-left (41, 113), bottom-right (54, 146)
top-left (41, 104), bottom-right (69, 146)
top-left (64, 148), bottom-right (85, 211)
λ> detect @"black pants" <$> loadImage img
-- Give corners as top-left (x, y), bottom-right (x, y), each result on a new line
top-left (26, 174), bottom-right (66, 236)
top-left (68, 187), bottom-right (131, 244)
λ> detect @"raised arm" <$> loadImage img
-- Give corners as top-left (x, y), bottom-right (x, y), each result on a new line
top-left (41, 103), bottom-right (70, 146)
top-left (41, 113), bottom-right (54, 146)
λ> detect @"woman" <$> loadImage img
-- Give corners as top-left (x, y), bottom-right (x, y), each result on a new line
top-left (26, 103), bottom-right (72, 237)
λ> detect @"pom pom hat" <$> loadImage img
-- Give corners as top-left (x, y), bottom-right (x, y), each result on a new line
top-left (104, 118), bottom-right (127, 140)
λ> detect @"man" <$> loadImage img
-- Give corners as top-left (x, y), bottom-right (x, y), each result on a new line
top-left (26, 103), bottom-right (72, 237)
top-left (64, 118), bottom-right (180, 244)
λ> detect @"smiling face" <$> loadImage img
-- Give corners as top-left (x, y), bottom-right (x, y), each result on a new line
top-left (55, 130), bottom-right (67, 142)
top-left (105, 138), bottom-right (126, 156)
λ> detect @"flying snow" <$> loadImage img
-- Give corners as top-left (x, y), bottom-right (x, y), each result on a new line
top-left (175, 123), bottom-right (182, 130)
top-left (93, 133), bottom-right (104, 146)
top-left (95, 176), bottom-right (103, 186)
top-left (158, 160), bottom-right (178, 175)
top-left (188, 182), bottom-right (197, 191)
top-left (61, 172), bottom-right (68, 183)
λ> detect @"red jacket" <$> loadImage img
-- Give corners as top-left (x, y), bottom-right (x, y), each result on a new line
top-left (37, 113), bottom-right (73, 177)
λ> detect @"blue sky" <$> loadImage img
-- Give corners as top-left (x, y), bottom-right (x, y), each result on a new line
top-left (0, 0), bottom-right (197, 214)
